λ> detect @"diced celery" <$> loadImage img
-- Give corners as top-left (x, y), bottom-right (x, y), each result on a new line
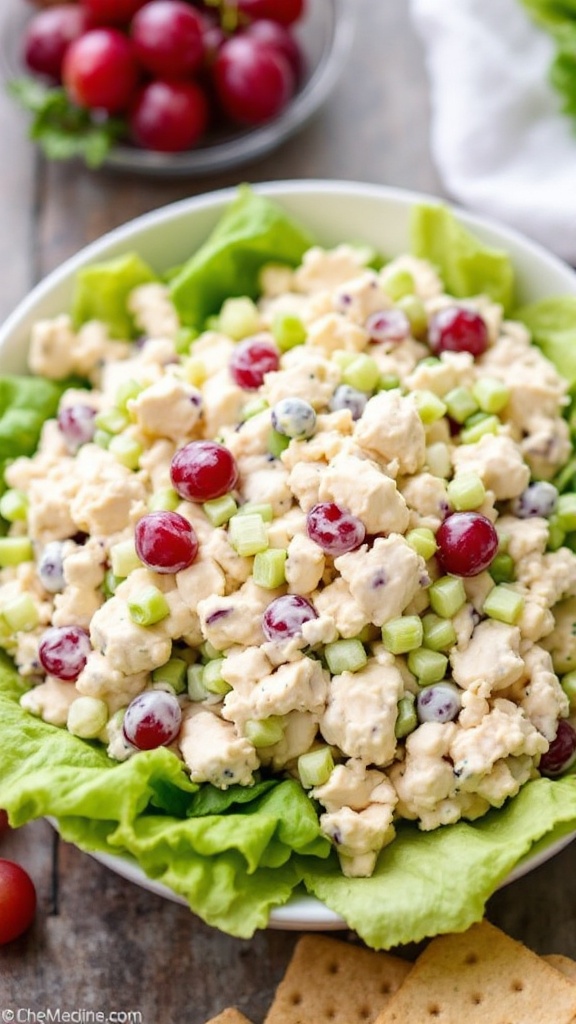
top-left (110, 539), bottom-right (143, 578)
top-left (406, 527), bottom-right (437, 561)
top-left (183, 356), bottom-right (207, 387)
top-left (443, 387), bottom-right (479, 424)
top-left (268, 428), bottom-right (291, 457)
top-left (2, 594), bottom-right (39, 632)
top-left (324, 638), bottom-right (367, 674)
top-left (148, 487), bottom-right (180, 512)
top-left (460, 414), bottom-right (500, 444)
top-left (235, 502), bottom-right (274, 522)
top-left (187, 664), bottom-right (210, 702)
top-left (94, 429), bottom-right (112, 449)
top-left (561, 671), bottom-right (576, 710)
top-left (152, 657), bottom-right (187, 694)
top-left (482, 585), bottom-right (524, 625)
top-left (108, 434), bottom-right (142, 470)
top-left (547, 514), bottom-right (566, 551)
top-left (67, 696), bottom-right (108, 739)
top-left (272, 310), bottom-right (307, 351)
top-left (556, 494), bottom-right (576, 532)
top-left (175, 326), bottom-right (199, 354)
top-left (103, 570), bottom-right (121, 598)
top-left (0, 489), bottom-right (28, 523)
top-left (429, 576), bottom-right (466, 618)
top-left (0, 537), bottom-right (33, 567)
top-left (397, 294), bottom-right (427, 337)
top-left (202, 658), bottom-right (231, 695)
top-left (426, 442), bottom-right (452, 479)
top-left (115, 379), bottom-right (143, 410)
top-left (331, 350), bottom-right (357, 371)
top-left (228, 512), bottom-right (269, 557)
top-left (395, 694), bottom-right (418, 738)
top-left (489, 552), bottom-right (515, 584)
top-left (253, 548), bottom-right (287, 589)
top-left (411, 389), bottom-right (447, 425)
top-left (128, 586), bottom-right (170, 626)
top-left (199, 640), bottom-right (221, 662)
top-left (381, 615), bottom-right (423, 655)
top-left (382, 267), bottom-right (415, 300)
top-left (496, 530), bottom-right (510, 553)
top-left (203, 493), bottom-right (238, 527)
top-left (353, 623), bottom-right (380, 643)
top-left (241, 397), bottom-right (269, 421)
top-left (95, 408), bottom-right (129, 435)
top-left (245, 717), bottom-right (284, 748)
top-left (407, 647), bottom-right (448, 685)
top-left (421, 612), bottom-right (457, 651)
top-left (447, 472), bottom-right (486, 511)
top-left (298, 746), bottom-right (335, 788)
top-left (218, 297), bottom-right (261, 340)
top-left (341, 354), bottom-right (380, 393)
top-left (377, 373), bottom-right (401, 392)
top-left (472, 376), bottom-right (510, 415)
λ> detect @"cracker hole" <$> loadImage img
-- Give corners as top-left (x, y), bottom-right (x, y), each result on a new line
top-left (380, 982), bottom-right (392, 996)
top-left (327, 961), bottom-right (340, 975)
top-left (289, 992), bottom-right (302, 1007)
top-left (464, 952), bottom-right (478, 965)
top-left (358, 1005), bottom-right (371, 1020)
top-left (324, 1008), bottom-right (336, 1020)
top-left (471, 993), bottom-right (483, 1006)
top-left (427, 1004), bottom-right (441, 1017)
top-left (511, 979), bottom-right (524, 993)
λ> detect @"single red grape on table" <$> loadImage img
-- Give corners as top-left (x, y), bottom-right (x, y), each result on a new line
top-left (0, 860), bottom-right (37, 945)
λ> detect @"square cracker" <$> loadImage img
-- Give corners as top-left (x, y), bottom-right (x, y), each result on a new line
top-left (373, 920), bottom-right (576, 1024)
top-left (264, 933), bottom-right (412, 1024)
top-left (544, 954), bottom-right (576, 983)
top-left (205, 1010), bottom-right (253, 1024)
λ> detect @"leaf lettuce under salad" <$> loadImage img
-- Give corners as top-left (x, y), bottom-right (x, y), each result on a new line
top-left (2, 192), bottom-right (576, 945)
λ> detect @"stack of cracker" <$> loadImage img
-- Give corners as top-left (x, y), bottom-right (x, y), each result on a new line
top-left (206, 921), bottom-right (576, 1024)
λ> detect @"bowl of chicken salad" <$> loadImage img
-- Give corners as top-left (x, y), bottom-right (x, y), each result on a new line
top-left (3, 180), bottom-right (576, 947)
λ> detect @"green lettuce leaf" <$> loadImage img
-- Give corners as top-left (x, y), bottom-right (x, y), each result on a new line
top-left (515, 296), bottom-right (576, 388)
top-left (72, 252), bottom-right (158, 340)
top-left (169, 185), bottom-right (315, 328)
top-left (410, 204), bottom-right (515, 312)
top-left (0, 375), bottom-right (71, 503)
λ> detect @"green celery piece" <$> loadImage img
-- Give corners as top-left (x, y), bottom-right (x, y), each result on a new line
top-left (169, 186), bottom-right (315, 329)
top-left (72, 252), bottom-right (158, 340)
top-left (410, 204), bottom-right (515, 313)
top-left (515, 297), bottom-right (576, 389)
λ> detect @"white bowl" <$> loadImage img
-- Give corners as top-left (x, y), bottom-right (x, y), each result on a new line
top-left (0, 0), bottom-right (354, 176)
top-left (4, 180), bottom-right (576, 931)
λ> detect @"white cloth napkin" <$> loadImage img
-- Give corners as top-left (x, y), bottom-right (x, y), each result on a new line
top-left (409, 0), bottom-right (576, 264)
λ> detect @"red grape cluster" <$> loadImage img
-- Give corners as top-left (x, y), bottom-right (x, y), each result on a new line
top-left (22, 0), bottom-right (306, 153)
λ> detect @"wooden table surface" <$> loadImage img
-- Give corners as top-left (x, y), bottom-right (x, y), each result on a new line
top-left (1, 1), bottom-right (576, 1020)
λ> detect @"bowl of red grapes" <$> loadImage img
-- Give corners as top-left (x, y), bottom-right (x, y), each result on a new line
top-left (2, 0), bottom-right (353, 174)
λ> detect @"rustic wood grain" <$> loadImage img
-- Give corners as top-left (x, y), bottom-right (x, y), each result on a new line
top-left (1, 0), bottom-right (575, 1019)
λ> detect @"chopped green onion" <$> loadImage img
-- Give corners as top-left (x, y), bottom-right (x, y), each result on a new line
top-left (218, 297), bottom-right (261, 340)
top-left (108, 434), bottom-right (142, 470)
top-left (228, 512), bottom-right (269, 557)
top-left (152, 657), bottom-right (187, 694)
top-left (411, 389), bottom-right (447, 425)
top-left (447, 472), bottom-right (486, 511)
top-left (443, 387), bottom-right (479, 425)
top-left (245, 716), bottom-right (284, 747)
top-left (128, 586), bottom-right (170, 626)
top-left (421, 612), bottom-right (457, 651)
top-left (298, 746), bottom-right (335, 788)
top-left (110, 539), bottom-right (142, 578)
top-left (381, 615), bottom-right (423, 655)
top-left (0, 489), bottom-right (28, 523)
top-left (382, 267), bottom-right (415, 300)
top-left (472, 377), bottom-right (510, 415)
top-left (426, 442), bottom-right (452, 479)
top-left (460, 414), bottom-right (500, 444)
top-left (252, 548), bottom-right (287, 589)
top-left (407, 647), bottom-right (448, 685)
top-left (272, 310), bottom-right (307, 351)
top-left (2, 594), bottom-right (39, 632)
top-left (341, 354), bottom-right (380, 393)
top-left (95, 408), bottom-right (130, 435)
top-left (202, 658), bottom-right (231, 695)
top-left (395, 694), bottom-right (418, 738)
top-left (241, 397), bottom-right (269, 421)
top-left (67, 696), bottom-right (108, 738)
top-left (482, 585), bottom-right (524, 625)
top-left (203, 493), bottom-right (238, 527)
top-left (148, 487), bottom-right (180, 512)
top-left (235, 502), bottom-right (274, 522)
top-left (397, 294), bottom-right (427, 337)
top-left (268, 428), bottom-right (291, 458)
top-left (406, 527), bottom-right (438, 561)
top-left (0, 537), bottom-right (33, 567)
top-left (429, 576), bottom-right (466, 618)
top-left (324, 638), bottom-right (367, 674)
top-left (489, 552), bottom-right (515, 584)
top-left (187, 664), bottom-right (210, 702)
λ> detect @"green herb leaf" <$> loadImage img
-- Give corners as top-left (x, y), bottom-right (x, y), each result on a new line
top-left (8, 77), bottom-right (126, 169)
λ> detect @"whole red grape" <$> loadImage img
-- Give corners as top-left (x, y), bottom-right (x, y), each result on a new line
top-left (129, 80), bottom-right (209, 152)
top-left (0, 860), bottom-right (37, 945)
top-left (23, 4), bottom-right (88, 82)
top-left (80, 0), bottom-right (149, 27)
top-left (62, 28), bottom-right (139, 113)
top-left (213, 34), bottom-right (295, 125)
top-left (131, 1), bottom-right (206, 79)
top-left (237, 0), bottom-right (305, 26)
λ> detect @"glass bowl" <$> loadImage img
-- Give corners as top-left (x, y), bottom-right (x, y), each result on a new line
top-left (0, 0), bottom-right (355, 177)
